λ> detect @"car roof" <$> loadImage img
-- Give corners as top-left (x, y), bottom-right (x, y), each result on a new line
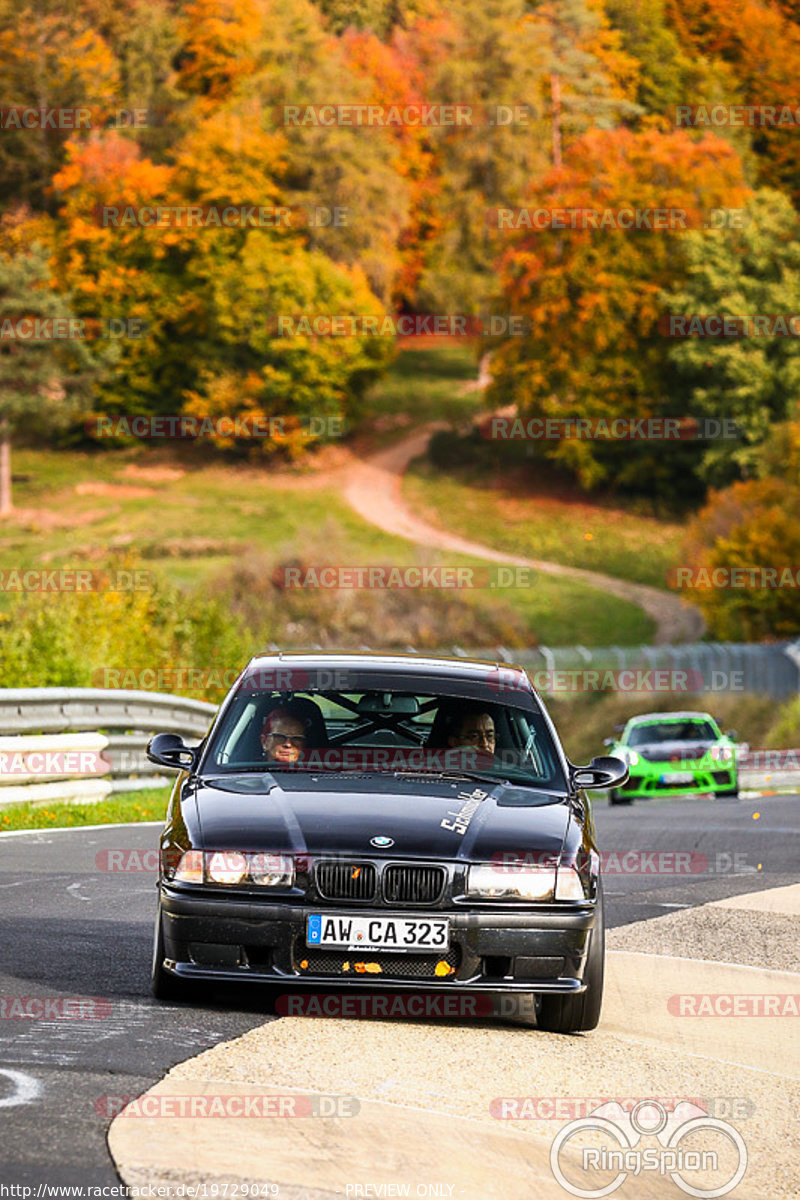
top-left (244, 650), bottom-right (531, 687)
top-left (627, 711), bottom-right (715, 723)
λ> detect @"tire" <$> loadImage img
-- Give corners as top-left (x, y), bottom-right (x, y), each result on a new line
top-left (151, 899), bottom-right (191, 1002)
top-left (716, 786), bottom-right (739, 799)
top-left (609, 790), bottom-right (633, 806)
top-left (537, 886), bottom-right (605, 1034)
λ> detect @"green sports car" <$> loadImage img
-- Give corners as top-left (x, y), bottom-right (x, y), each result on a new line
top-left (604, 711), bottom-right (738, 805)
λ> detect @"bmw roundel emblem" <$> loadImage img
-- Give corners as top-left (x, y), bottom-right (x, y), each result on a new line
top-left (370, 835), bottom-right (394, 848)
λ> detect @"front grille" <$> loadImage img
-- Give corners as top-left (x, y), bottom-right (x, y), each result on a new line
top-left (383, 864), bottom-right (446, 905)
top-left (315, 860), bottom-right (377, 901)
top-left (295, 946), bottom-right (460, 979)
top-left (639, 746), bottom-right (707, 763)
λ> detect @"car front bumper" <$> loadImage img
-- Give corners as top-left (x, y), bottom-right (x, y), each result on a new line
top-left (618, 766), bottom-right (737, 798)
top-left (159, 886), bottom-right (597, 993)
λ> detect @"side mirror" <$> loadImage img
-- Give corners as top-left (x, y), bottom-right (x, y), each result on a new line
top-left (571, 755), bottom-right (628, 790)
top-left (602, 737), bottom-right (614, 747)
top-left (147, 732), bottom-right (198, 771)
top-left (725, 730), bottom-right (738, 742)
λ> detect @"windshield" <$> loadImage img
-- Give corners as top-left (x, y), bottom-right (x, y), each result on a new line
top-left (201, 681), bottom-right (566, 790)
top-left (628, 719), bottom-right (717, 746)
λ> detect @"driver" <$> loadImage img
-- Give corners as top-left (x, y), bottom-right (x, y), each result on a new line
top-left (260, 707), bottom-right (309, 765)
top-left (447, 707), bottom-right (496, 759)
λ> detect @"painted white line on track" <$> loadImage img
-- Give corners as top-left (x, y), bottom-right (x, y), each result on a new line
top-left (606, 1031), bottom-right (800, 1081)
top-left (66, 880), bottom-right (93, 902)
top-left (0, 820), bottom-right (163, 839)
top-left (609, 947), bottom-right (800, 980)
top-left (0, 1068), bottom-right (42, 1108)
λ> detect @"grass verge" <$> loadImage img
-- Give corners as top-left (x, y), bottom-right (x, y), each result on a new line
top-left (0, 787), bottom-right (171, 832)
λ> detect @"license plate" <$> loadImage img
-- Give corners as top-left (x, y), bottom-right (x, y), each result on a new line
top-left (306, 914), bottom-right (450, 953)
top-left (660, 772), bottom-right (694, 785)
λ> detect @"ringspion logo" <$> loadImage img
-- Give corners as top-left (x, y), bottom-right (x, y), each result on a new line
top-left (550, 1100), bottom-right (747, 1198)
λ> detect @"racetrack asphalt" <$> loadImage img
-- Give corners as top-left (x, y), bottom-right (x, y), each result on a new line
top-left (0, 792), bottom-right (796, 1192)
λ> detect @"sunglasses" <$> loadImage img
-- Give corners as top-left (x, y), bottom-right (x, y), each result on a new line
top-left (265, 732), bottom-right (306, 747)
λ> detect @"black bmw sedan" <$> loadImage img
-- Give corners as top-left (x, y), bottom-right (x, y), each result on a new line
top-left (147, 653), bottom-right (626, 1033)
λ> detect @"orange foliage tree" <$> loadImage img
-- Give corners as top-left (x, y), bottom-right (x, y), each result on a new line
top-left (680, 477), bottom-right (800, 638)
top-left (665, 0), bottom-right (800, 202)
top-left (488, 126), bottom-right (750, 492)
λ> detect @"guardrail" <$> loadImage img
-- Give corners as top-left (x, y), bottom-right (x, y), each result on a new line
top-left (446, 640), bottom-right (800, 699)
top-left (737, 749), bottom-right (800, 795)
top-left (0, 688), bottom-right (216, 808)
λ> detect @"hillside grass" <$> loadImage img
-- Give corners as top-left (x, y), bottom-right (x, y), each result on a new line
top-left (2, 353), bottom-right (656, 649)
top-left (358, 345), bottom-right (482, 439)
top-left (404, 456), bottom-right (685, 590)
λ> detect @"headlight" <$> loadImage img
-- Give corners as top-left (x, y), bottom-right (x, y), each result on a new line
top-left (249, 852), bottom-right (294, 887)
top-left (173, 851), bottom-right (296, 887)
top-left (467, 863), bottom-right (556, 901)
top-left (626, 750), bottom-right (640, 766)
top-left (207, 851), bottom-right (248, 884)
top-left (710, 745), bottom-right (733, 762)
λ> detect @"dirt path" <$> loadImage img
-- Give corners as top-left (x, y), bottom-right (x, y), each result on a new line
top-left (343, 424), bottom-right (706, 645)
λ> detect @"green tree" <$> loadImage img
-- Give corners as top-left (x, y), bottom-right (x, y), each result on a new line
top-left (315, 0), bottom-right (397, 36)
top-left (314, 1), bottom-right (439, 36)
top-left (181, 233), bottom-right (393, 453)
top-left (661, 188), bottom-right (800, 487)
top-left (604, 0), bottom-right (744, 133)
top-left (0, 243), bottom-right (107, 514)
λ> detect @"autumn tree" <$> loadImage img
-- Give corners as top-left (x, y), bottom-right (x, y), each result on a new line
top-left (487, 127), bottom-right (750, 495)
top-left (50, 134), bottom-right (190, 420)
top-left (0, 0), bottom-right (119, 209)
top-left (679, 477), bottom-right (800, 638)
top-left (665, 0), bottom-right (800, 203)
top-left (50, 123), bottom-right (391, 450)
top-left (604, 0), bottom-right (742, 126)
top-left (339, 23), bottom-right (440, 309)
top-left (314, 1), bottom-right (441, 36)
top-left (404, 0), bottom-right (641, 314)
top-left (0, 244), bottom-right (104, 514)
top-left (173, 0), bottom-right (410, 302)
top-left (181, 238), bottom-right (392, 457)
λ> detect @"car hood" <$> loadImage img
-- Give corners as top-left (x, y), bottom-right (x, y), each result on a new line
top-left (629, 739), bottom-right (716, 763)
top-left (190, 772), bottom-right (573, 862)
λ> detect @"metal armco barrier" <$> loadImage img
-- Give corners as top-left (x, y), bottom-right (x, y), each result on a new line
top-left (448, 640), bottom-right (800, 699)
top-left (0, 688), bottom-right (216, 807)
